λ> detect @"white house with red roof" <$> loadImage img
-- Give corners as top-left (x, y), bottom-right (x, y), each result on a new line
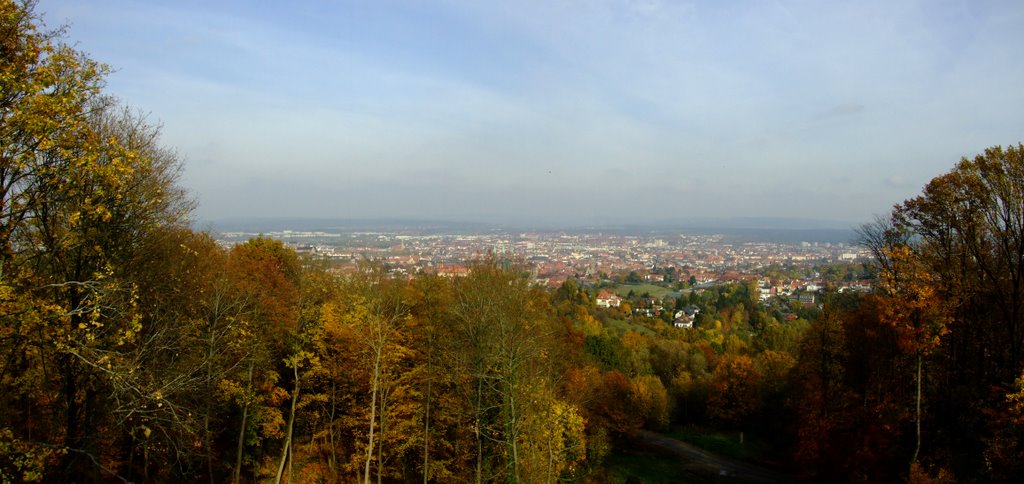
top-left (596, 290), bottom-right (622, 308)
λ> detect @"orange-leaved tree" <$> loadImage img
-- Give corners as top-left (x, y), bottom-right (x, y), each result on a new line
top-left (875, 244), bottom-right (948, 468)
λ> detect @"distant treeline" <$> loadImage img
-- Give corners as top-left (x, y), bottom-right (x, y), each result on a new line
top-left (674, 227), bottom-right (857, 244)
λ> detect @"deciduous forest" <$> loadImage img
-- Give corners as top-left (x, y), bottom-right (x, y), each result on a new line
top-left (3, 1), bottom-right (1024, 482)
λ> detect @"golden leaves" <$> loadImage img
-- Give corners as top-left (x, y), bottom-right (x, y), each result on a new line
top-left (877, 244), bottom-right (949, 355)
top-left (1006, 371), bottom-right (1024, 427)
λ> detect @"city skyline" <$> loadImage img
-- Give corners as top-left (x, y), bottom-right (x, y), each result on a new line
top-left (40, 0), bottom-right (1024, 226)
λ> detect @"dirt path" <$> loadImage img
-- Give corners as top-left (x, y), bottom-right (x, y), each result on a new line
top-left (633, 430), bottom-right (792, 482)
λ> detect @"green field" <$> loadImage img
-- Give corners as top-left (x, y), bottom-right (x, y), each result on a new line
top-left (666, 426), bottom-right (773, 463)
top-left (598, 445), bottom-right (709, 483)
top-left (613, 283), bottom-right (676, 299)
top-left (604, 318), bottom-right (657, 336)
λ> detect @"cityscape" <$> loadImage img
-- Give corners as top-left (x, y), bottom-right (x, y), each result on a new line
top-left (216, 224), bottom-right (874, 294)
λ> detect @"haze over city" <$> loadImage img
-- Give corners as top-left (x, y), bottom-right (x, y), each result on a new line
top-left (40, 0), bottom-right (1024, 227)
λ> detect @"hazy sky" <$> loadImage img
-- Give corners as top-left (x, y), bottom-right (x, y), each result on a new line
top-left (39, 0), bottom-right (1024, 227)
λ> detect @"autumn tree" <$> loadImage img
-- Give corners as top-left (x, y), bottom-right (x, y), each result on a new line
top-left (791, 309), bottom-right (852, 477)
top-left (1, 11), bottom-right (108, 475)
top-left (407, 274), bottom-right (455, 482)
top-left (328, 267), bottom-right (416, 483)
top-left (630, 374), bottom-right (670, 430)
top-left (447, 262), bottom-right (566, 483)
top-left (874, 245), bottom-right (948, 468)
top-left (706, 355), bottom-right (761, 430)
top-left (0, 2), bottom-right (196, 479)
top-left (984, 369), bottom-right (1024, 480)
top-left (857, 144), bottom-right (1024, 476)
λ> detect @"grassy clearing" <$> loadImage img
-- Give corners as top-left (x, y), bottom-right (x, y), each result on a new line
top-left (614, 283), bottom-right (676, 299)
top-left (602, 450), bottom-right (686, 482)
top-left (666, 426), bottom-right (773, 463)
top-left (595, 445), bottom-right (709, 483)
top-left (605, 318), bottom-right (657, 336)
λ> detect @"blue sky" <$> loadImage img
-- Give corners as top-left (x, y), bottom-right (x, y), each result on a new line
top-left (39, 0), bottom-right (1024, 227)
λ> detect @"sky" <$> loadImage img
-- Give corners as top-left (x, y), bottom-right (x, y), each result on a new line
top-left (38, 0), bottom-right (1024, 228)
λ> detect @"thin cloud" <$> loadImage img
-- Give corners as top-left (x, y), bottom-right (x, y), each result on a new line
top-left (40, 0), bottom-right (1024, 226)
top-left (813, 103), bottom-right (865, 121)
top-left (885, 175), bottom-right (908, 187)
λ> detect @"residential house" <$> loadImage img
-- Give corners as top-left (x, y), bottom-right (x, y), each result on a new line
top-left (596, 290), bottom-right (622, 308)
top-left (644, 273), bottom-right (665, 282)
top-left (673, 305), bottom-right (701, 329)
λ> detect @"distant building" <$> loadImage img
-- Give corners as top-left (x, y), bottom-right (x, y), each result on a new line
top-left (838, 283), bottom-right (872, 294)
top-left (757, 280), bottom-right (776, 301)
top-left (435, 264), bottom-right (469, 277)
top-left (673, 305), bottom-right (701, 329)
top-left (803, 282), bottom-right (823, 292)
top-left (596, 290), bottom-right (622, 308)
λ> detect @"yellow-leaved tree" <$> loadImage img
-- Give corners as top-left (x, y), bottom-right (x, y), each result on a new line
top-left (1, 1), bottom-right (192, 480)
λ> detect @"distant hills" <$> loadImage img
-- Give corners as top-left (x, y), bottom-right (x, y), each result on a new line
top-left (202, 216), bottom-right (860, 244)
top-left (199, 217), bottom-right (495, 234)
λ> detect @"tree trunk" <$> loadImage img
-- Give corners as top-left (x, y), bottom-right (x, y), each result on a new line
top-left (329, 381), bottom-right (338, 477)
top-left (422, 332), bottom-right (432, 484)
top-left (475, 377), bottom-right (484, 484)
top-left (59, 354), bottom-right (83, 480)
top-left (910, 351), bottom-right (922, 467)
top-left (204, 414), bottom-right (214, 483)
top-left (233, 360), bottom-right (254, 484)
top-left (505, 376), bottom-right (519, 484)
top-left (364, 347), bottom-right (381, 484)
top-left (129, 433), bottom-right (135, 483)
top-left (546, 431), bottom-right (554, 484)
top-left (275, 363), bottom-right (300, 484)
top-left (378, 378), bottom-right (391, 484)
top-left (205, 330), bottom-right (217, 483)
top-left (377, 402), bottom-right (385, 484)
